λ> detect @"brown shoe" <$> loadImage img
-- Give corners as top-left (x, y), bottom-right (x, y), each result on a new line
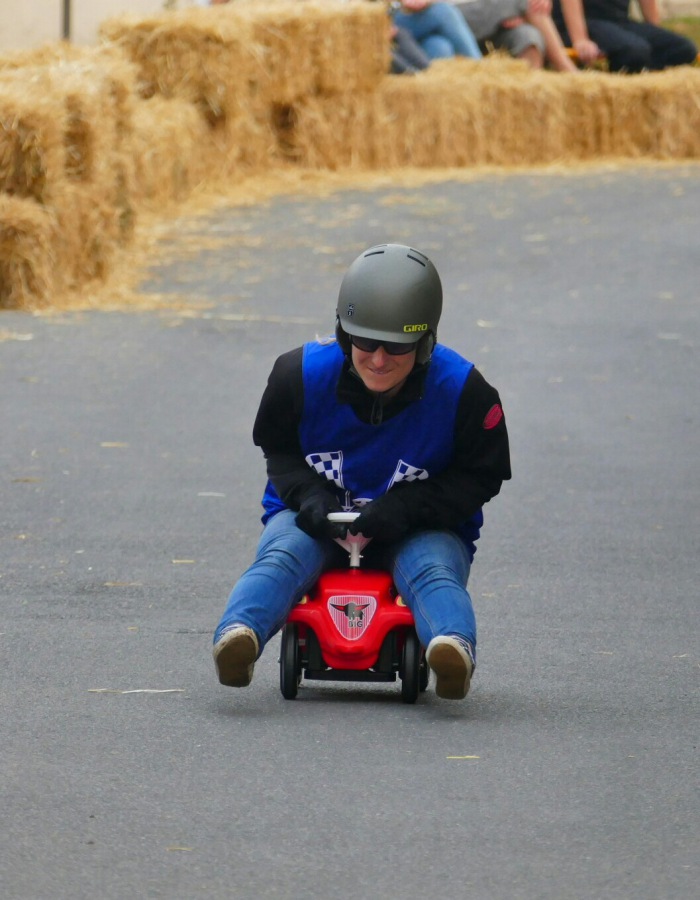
top-left (426, 636), bottom-right (474, 700)
top-left (213, 625), bottom-right (259, 687)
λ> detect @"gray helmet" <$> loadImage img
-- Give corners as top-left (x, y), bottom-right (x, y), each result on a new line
top-left (336, 244), bottom-right (442, 358)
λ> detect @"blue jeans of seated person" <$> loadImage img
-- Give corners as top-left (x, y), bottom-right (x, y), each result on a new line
top-left (392, 3), bottom-right (482, 60)
top-left (214, 508), bottom-right (477, 654)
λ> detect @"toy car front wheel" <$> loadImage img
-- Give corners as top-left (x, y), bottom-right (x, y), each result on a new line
top-left (401, 628), bottom-right (420, 704)
top-left (280, 623), bottom-right (301, 700)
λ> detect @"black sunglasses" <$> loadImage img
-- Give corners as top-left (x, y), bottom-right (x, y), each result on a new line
top-left (350, 335), bottom-right (417, 356)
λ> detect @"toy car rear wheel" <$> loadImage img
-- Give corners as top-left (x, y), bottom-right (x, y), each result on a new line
top-left (401, 628), bottom-right (420, 704)
top-left (280, 623), bottom-right (300, 700)
top-left (419, 654), bottom-right (429, 692)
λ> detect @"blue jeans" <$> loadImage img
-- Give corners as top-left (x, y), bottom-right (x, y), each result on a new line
top-left (214, 509), bottom-right (476, 654)
top-left (392, 3), bottom-right (482, 60)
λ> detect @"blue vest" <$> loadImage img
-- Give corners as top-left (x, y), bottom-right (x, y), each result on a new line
top-left (261, 341), bottom-right (483, 555)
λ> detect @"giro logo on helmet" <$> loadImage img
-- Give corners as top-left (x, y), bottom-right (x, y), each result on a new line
top-left (346, 303), bottom-right (355, 317)
top-left (403, 323), bottom-right (428, 333)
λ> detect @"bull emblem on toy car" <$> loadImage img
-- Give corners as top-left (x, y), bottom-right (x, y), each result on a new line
top-left (331, 601), bottom-right (370, 625)
top-left (327, 595), bottom-right (378, 640)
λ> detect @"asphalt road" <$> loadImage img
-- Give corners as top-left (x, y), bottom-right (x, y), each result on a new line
top-left (1, 164), bottom-right (698, 899)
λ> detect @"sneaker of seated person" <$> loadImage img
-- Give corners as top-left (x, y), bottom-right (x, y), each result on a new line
top-left (426, 635), bottom-right (475, 700)
top-left (213, 624), bottom-right (259, 687)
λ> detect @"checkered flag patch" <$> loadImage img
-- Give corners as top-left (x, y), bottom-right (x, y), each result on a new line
top-left (390, 459), bottom-right (429, 487)
top-left (306, 451), bottom-right (344, 488)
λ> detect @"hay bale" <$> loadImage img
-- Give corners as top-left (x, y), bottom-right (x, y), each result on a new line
top-left (289, 57), bottom-right (700, 170)
top-left (56, 50), bottom-right (139, 241)
top-left (462, 65), bottom-right (569, 166)
top-left (554, 67), bottom-right (700, 161)
top-left (232, 0), bottom-right (389, 99)
top-left (601, 74), bottom-right (658, 158)
top-left (0, 194), bottom-right (57, 310)
top-left (130, 96), bottom-right (217, 205)
top-left (225, 2), bottom-right (320, 105)
top-left (0, 47), bottom-right (138, 228)
top-left (0, 57), bottom-right (133, 181)
top-left (408, 56), bottom-right (700, 165)
top-left (101, 1), bottom-right (388, 118)
top-left (288, 59), bottom-right (570, 170)
top-left (0, 41), bottom-right (88, 72)
top-left (550, 73), bottom-right (614, 160)
top-left (0, 64), bottom-right (99, 183)
top-left (100, 10), bottom-right (259, 124)
top-left (276, 91), bottom-right (383, 168)
top-left (41, 52), bottom-right (139, 241)
top-left (641, 66), bottom-right (700, 159)
top-left (0, 81), bottom-right (65, 202)
top-left (51, 181), bottom-right (124, 286)
top-left (0, 44), bottom-right (140, 308)
top-left (311, 0), bottom-right (389, 94)
top-left (393, 59), bottom-right (522, 167)
top-left (376, 72), bottom-right (465, 168)
top-left (218, 105), bottom-right (281, 172)
top-left (130, 94), bottom-right (279, 199)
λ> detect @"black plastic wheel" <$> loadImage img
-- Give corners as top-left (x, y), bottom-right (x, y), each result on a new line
top-left (401, 628), bottom-right (420, 704)
top-left (280, 623), bottom-right (300, 700)
top-left (419, 653), bottom-right (430, 692)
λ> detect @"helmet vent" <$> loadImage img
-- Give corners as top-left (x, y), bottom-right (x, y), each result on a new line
top-left (406, 253), bottom-right (426, 267)
top-left (364, 249), bottom-right (386, 257)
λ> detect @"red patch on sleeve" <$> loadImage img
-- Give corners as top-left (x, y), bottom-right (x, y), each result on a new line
top-left (483, 404), bottom-right (503, 430)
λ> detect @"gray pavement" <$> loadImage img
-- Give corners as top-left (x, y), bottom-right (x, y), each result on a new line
top-left (1, 164), bottom-right (698, 899)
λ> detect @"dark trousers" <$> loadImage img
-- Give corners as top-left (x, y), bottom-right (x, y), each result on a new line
top-left (556, 18), bottom-right (697, 72)
top-left (391, 26), bottom-right (431, 74)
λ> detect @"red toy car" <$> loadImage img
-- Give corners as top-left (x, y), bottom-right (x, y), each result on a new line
top-left (280, 513), bottom-right (429, 703)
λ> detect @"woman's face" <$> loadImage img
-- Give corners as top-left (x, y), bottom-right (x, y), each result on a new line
top-left (351, 343), bottom-right (417, 396)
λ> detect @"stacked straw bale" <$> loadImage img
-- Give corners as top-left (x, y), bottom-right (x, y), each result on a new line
top-left (100, 1), bottom-right (388, 169)
top-left (131, 96), bottom-right (217, 204)
top-left (0, 195), bottom-right (56, 309)
top-left (621, 68), bottom-right (700, 159)
top-left (0, 45), bottom-right (137, 307)
top-left (99, 10), bottom-right (256, 116)
top-left (287, 56), bottom-right (700, 169)
top-left (285, 58), bottom-right (571, 169)
top-left (553, 67), bottom-right (700, 160)
top-left (100, 8), bottom-right (273, 170)
top-left (0, 82), bottom-right (65, 203)
top-left (0, 1), bottom-right (699, 312)
top-left (233, 0), bottom-right (389, 99)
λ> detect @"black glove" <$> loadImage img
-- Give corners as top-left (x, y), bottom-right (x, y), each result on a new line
top-left (348, 494), bottom-right (411, 543)
top-left (295, 492), bottom-right (347, 540)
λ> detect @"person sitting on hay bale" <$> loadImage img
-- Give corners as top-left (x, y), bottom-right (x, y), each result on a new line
top-left (552, 0), bottom-right (697, 72)
top-left (390, 0), bottom-right (484, 60)
top-left (452, 0), bottom-right (585, 72)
